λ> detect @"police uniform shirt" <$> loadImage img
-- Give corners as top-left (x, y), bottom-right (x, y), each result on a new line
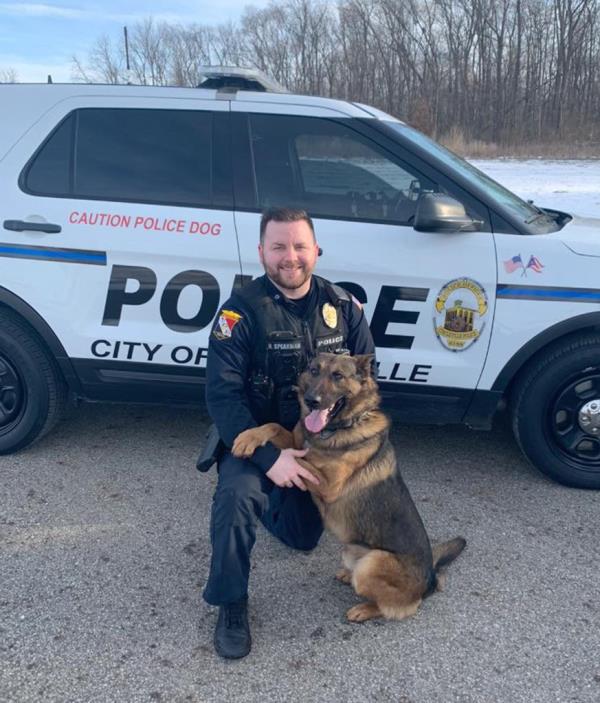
top-left (206, 274), bottom-right (375, 474)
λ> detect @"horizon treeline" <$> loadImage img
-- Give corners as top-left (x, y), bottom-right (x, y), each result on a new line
top-left (69, 0), bottom-right (600, 147)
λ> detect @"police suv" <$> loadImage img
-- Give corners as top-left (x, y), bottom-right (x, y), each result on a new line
top-left (1, 68), bottom-right (599, 489)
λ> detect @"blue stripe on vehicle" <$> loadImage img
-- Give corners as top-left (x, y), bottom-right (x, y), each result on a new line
top-left (0, 243), bottom-right (106, 266)
top-left (497, 284), bottom-right (600, 302)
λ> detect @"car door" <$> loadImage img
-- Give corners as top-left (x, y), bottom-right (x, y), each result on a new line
top-left (1, 94), bottom-right (237, 401)
top-left (231, 105), bottom-right (497, 422)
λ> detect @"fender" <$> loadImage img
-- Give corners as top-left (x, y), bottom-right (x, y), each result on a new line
top-left (0, 285), bottom-right (81, 393)
top-left (491, 311), bottom-right (600, 392)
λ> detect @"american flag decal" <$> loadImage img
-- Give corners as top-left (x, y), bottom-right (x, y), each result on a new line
top-left (503, 254), bottom-right (524, 274)
top-left (503, 254), bottom-right (544, 276)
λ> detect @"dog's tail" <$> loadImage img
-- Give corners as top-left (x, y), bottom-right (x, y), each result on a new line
top-left (432, 536), bottom-right (466, 570)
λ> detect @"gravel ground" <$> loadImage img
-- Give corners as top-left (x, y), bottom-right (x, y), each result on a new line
top-left (1, 403), bottom-right (599, 703)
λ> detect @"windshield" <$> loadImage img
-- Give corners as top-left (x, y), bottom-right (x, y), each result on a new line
top-left (383, 122), bottom-right (545, 224)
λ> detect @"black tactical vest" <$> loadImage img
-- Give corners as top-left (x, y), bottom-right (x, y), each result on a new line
top-left (232, 275), bottom-right (350, 428)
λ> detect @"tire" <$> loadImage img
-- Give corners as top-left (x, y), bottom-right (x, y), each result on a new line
top-left (511, 333), bottom-right (600, 489)
top-left (0, 309), bottom-right (67, 454)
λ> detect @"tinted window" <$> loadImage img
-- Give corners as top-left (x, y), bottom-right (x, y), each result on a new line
top-left (248, 114), bottom-right (434, 223)
top-left (24, 108), bottom-right (213, 207)
top-left (383, 121), bottom-right (542, 224)
top-left (75, 109), bottom-right (211, 205)
top-left (25, 114), bottom-right (73, 195)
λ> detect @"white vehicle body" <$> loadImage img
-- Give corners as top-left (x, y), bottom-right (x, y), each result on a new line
top-left (1, 79), bottom-right (599, 488)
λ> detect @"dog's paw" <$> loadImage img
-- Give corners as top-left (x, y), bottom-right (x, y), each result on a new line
top-left (346, 602), bottom-right (382, 623)
top-left (335, 568), bottom-right (352, 585)
top-left (231, 430), bottom-right (263, 457)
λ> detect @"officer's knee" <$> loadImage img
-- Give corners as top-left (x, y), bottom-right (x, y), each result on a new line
top-left (270, 522), bottom-right (323, 552)
top-left (289, 535), bottom-right (321, 552)
top-left (290, 528), bottom-right (323, 552)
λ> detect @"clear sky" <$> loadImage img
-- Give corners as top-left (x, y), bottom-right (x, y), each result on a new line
top-left (0, 1), bottom-right (272, 82)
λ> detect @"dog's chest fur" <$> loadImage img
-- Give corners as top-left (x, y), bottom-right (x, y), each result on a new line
top-left (315, 494), bottom-right (356, 543)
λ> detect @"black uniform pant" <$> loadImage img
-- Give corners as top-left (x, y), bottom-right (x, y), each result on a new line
top-left (202, 451), bottom-right (324, 606)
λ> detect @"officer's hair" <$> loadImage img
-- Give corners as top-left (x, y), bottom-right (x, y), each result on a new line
top-left (260, 207), bottom-right (315, 244)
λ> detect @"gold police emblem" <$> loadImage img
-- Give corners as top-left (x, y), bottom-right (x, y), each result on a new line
top-left (322, 303), bottom-right (337, 329)
top-left (433, 277), bottom-right (488, 351)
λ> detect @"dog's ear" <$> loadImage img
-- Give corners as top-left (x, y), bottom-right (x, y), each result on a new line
top-left (353, 354), bottom-right (375, 379)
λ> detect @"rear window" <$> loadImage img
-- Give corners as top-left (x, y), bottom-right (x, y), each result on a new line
top-left (24, 114), bottom-right (73, 196)
top-left (23, 108), bottom-right (213, 207)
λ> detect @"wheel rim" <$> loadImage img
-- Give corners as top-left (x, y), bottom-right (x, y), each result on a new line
top-left (548, 369), bottom-right (600, 471)
top-left (0, 354), bottom-right (26, 435)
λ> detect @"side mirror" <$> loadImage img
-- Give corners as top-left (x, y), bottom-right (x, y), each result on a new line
top-left (414, 193), bottom-right (483, 233)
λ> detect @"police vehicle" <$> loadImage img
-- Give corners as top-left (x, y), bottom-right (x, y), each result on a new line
top-left (1, 67), bottom-right (599, 489)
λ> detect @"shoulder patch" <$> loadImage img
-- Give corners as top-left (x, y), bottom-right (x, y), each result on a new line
top-left (213, 309), bottom-right (243, 340)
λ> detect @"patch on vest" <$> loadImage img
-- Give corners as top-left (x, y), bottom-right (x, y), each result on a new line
top-left (213, 309), bottom-right (243, 340)
top-left (322, 303), bottom-right (337, 329)
top-left (316, 334), bottom-right (345, 349)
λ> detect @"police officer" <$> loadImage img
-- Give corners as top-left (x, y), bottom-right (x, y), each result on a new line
top-left (203, 207), bottom-right (375, 658)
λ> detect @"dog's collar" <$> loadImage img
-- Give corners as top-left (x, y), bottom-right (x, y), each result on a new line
top-left (318, 411), bottom-right (371, 439)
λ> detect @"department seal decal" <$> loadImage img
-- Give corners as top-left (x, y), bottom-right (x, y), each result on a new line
top-left (322, 303), bottom-right (337, 329)
top-left (434, 278), bottom-right (488, 351)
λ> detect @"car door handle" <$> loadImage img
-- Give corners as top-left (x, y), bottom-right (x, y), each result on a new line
top-left (3, 219), bottom-right (62, 233)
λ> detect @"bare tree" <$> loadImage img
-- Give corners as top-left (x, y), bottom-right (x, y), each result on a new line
top-left (73, 0), bottom-right (600, 146)
top-left (72, 34), bottom-right (125, 83)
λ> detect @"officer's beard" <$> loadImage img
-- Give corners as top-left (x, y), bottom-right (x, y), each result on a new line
top-left (263, 263), bottom-right (314, 296)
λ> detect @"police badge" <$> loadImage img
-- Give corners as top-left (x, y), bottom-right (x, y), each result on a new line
top-left (322, 303), bottom-right (337, 329)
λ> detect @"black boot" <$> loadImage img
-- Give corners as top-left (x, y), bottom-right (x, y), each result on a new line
top-left (214, 598), bottom-right (251, 659)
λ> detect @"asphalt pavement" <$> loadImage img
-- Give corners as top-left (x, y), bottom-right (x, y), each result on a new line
top-left (1, 403), bottom-right (599, 703)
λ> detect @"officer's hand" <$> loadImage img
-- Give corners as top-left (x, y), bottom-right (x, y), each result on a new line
top-left (266, 448), bottom-right (320, 491)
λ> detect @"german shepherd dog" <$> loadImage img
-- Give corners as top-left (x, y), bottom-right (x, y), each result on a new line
top-left (232, 353), bottom-right (466, 623)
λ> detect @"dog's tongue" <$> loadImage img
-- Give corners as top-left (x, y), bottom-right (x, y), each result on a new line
top-left (304, 409), bottom-right (330, 434)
